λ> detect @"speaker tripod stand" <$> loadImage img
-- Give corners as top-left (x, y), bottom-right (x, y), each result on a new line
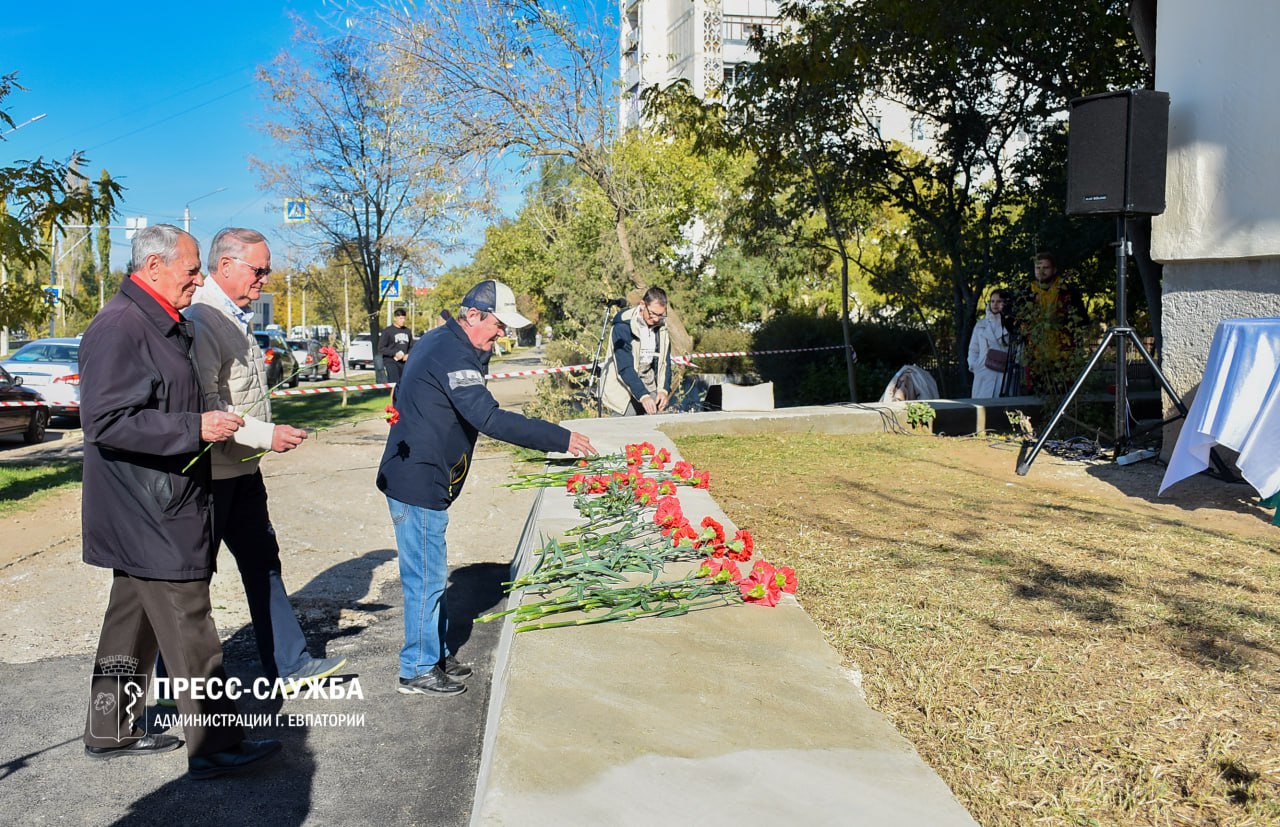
top-left (1016, 217), bottom-right (1188, 475)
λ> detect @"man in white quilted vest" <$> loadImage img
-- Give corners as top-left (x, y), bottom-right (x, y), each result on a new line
top-left (599, 286), bottom-right (673, 416)
top-left (181, 226), bottom-right (347, 691)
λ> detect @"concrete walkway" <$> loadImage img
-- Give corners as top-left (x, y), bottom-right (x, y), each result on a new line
top-left (472, 406), bottom-right (978, 826)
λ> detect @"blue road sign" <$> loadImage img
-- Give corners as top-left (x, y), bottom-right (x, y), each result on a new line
top-left (44, 286), bottom-right (62, 305)
top-left (379, 279), bottom-right (400, 300)
top-left (284, 199), bottom-right (309, 223)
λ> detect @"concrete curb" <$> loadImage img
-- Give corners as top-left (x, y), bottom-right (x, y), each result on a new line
top-left (471, 407), bottom-right (978, 826)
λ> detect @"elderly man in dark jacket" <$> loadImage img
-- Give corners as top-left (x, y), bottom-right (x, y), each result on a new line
top-left (80, 224), bottom-right (280, 780)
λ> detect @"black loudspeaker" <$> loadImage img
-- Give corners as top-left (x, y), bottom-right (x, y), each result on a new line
top-left (1066, 89), bottom-right (1169, 215)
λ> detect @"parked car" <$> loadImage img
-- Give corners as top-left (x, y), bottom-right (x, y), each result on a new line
top-left (288, 338), bottom-right (330, 382)
top-left (0, 337), bottom-right (81, 419)
top-left (253, 330), bottom-right (300, 389)
top-left (347, 333), bottom-right (375, 371)
top-left (0, 365), bottom-right (49, 444)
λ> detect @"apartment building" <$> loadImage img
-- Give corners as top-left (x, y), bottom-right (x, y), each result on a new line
top-left (619, 0), bottom-right (781, 128)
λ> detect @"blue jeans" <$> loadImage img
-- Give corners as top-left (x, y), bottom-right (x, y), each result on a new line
top-left (387, 496), bottom-right (450, 680)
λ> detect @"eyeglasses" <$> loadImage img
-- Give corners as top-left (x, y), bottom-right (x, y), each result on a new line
top-left (227, 256), bottom-right (271, 280)
top-left (643, 305), bottom-right (667, 322)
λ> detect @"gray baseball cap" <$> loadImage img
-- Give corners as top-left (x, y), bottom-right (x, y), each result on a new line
top-left (461, 279), bottom-right (532, 329)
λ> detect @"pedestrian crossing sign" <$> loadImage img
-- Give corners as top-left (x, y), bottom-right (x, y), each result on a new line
top-left (284, 199), bottom-right (309, 223)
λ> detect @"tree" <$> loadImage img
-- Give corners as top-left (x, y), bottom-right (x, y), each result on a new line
top-left (720, 0), bottom-right (1149, 391)
top-left (252, 24), bottom-right (471, 380)
top-left (0, 72), bottom-right (121, 334)
top-left (363, 2), bottom-right (633, 273)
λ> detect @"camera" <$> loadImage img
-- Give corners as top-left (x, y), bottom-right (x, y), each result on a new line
top-left (600, 298), bottom-right (626, 308)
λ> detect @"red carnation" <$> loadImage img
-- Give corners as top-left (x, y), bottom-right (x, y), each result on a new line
top-left (696, 557), bottom-right (742, 584)
top-left (726, 529), bottom-right (754, 562)
top-left (692, 470), bottom-right (710, 489)
top-left (775, 564), bottom-right (798, 594)
top-left (670, 521), bottom-right (697, 549)
top-left (566, 473), bottom-right (587, 494)
top-left (695, 516), bottom-right (726, 549)
top-left (671, 460), bottom-right (694, 481)
top-left (384, 404), bottom-right (400, 425)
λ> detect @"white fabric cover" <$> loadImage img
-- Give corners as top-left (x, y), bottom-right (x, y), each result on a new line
top-left (1160, 317), bottom-right (1280, 498)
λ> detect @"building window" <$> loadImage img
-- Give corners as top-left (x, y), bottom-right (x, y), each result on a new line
top-left (910, 117), bottom-right (925, 141)
top-left (723, 15), bottom-right (780, 44)
top-left (722, 63), bottom-right (748, 88)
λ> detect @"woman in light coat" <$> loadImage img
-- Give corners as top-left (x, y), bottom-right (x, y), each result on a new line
top-left (968, 290), bottom-right (1011, 398)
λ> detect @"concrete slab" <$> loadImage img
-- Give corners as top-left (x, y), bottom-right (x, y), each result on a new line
top-left (472, 411), bottom-right (978, 826)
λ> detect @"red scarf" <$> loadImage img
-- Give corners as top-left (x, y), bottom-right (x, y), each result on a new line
top-left (129, 273), bottom-right (181, 322)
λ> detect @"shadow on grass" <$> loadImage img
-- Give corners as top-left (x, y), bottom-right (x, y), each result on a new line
top-left (273, 392), bottom-right (390, 432)
top-left (0, 461), bottom-right (81, 506)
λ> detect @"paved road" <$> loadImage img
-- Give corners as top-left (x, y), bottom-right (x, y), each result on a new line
top-left (0, 354), bottom-right (547, 825)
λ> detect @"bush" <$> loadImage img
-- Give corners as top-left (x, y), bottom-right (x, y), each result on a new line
top-left (752, 314), bottom-right (934, 405)
top-left (691, 326), bottom-right (756, 376)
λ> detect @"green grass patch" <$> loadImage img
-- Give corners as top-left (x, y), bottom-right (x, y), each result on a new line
top-left (0, 462), bottom-right (82, 517)
top-left (272, 388), bottom-right (392, 432)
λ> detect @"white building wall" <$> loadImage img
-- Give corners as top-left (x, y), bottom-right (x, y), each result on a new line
top-left (620, 0), bottom-right (781, 128)
top-left (1153, 0), bottom-right (1280, 446)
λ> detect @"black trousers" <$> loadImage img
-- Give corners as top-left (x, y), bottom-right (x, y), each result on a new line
top-left (212, 471), bottom-right (309, 680)
top-left (384, 358), bottom-right (404, 384)
top-left (85, 572), bottom-right (244, 757)
top-left (157, 471), bottom-right (310, 682)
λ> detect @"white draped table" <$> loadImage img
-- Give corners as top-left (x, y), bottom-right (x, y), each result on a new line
top-left (1159, 317), bottom-right (1280, 500)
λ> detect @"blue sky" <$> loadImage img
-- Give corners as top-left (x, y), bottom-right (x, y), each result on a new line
top-left (1, 1), bottom-right (338, 270)
top-left (1, 0), bottom-right (613, 276)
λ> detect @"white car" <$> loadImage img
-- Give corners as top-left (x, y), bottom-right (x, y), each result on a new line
top-left (1, 337), bottom-right (81, 419)
top-left (346, 333), bottom-right (374, 371)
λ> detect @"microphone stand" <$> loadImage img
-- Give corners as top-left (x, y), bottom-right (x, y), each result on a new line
top-left (588, 303), bottom-right (618, 418)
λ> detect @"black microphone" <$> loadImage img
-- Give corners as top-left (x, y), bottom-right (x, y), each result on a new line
top-left (600, 298), bottom-right (626, 308)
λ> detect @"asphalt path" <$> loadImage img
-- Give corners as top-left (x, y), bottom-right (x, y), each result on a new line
top-left (0, 353), bottom-right (546, 826)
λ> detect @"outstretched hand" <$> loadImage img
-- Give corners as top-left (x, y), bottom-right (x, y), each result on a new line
top-left (566, 432), bottom-right (596, 457)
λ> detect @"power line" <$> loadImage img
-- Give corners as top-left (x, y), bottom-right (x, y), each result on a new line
top-left (46, 65), bottom-right (258, 147)
top-left (84, 83), bottom-right (255, 154)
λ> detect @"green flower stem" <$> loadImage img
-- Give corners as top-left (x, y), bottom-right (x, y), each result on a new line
top-left (182, 370), bottom-right (301, 474)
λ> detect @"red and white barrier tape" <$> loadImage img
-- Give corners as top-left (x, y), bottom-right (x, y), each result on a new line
top-left (0, 400), bottom-right (51, 408)
top-left (0, 344), bottom-right (854, 406)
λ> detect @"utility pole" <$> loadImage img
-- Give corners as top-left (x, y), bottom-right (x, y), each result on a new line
top-left (183, 188), bottom-right (226, 234)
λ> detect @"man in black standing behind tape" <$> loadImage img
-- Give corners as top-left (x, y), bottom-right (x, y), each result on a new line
top-left (378, 307), bottom-right (414, 383)
top-left (79, 223), bottom-right (280, 779)
top-left (377, 279), bottom-right (595, 695)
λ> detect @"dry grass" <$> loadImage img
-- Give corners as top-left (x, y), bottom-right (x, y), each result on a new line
top-left (675, 432), bottom-right (1280, 827)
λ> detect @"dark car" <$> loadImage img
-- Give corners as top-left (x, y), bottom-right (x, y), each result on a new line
top-left (253, 330), bottom-right (301, 389)
top-left (0, 364), bottom-right (49, 444)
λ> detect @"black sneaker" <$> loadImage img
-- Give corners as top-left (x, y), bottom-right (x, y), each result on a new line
top-left (85, 733), bottom-right (182, 761)
top-left (398, 666), bottom-right (466, 695)
top-left (440, 655), bottom-right (473, 679)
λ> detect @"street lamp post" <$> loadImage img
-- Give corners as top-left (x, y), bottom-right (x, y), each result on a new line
top-left (183, 188), bottom-right (227, 234)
